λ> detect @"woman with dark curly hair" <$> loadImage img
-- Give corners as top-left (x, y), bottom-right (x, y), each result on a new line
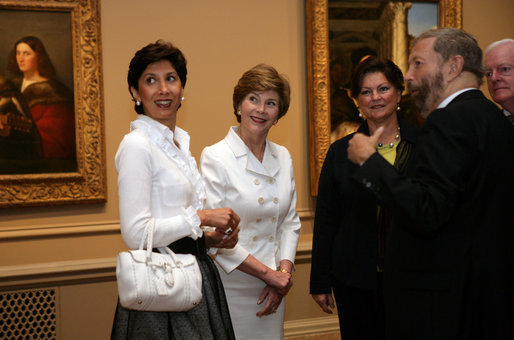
top-left (111, 40), bottom-right (239, 340)
top-left (310, 57), bottom-right (419, 340)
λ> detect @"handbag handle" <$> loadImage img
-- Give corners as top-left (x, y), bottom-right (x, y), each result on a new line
top-left (137, 219), bottom-right (155, 261)
top-left (139, 219), bottom-right (185, 267)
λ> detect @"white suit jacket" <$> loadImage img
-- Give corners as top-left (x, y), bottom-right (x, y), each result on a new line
top-left (200, 126), bottom-right (301, 274)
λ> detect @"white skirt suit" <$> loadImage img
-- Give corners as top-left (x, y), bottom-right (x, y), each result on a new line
top-left (200, 127), bottom-right (301, 340)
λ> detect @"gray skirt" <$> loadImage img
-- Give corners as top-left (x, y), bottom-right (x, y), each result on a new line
top-left (111, 238), bottom-right (235, 340)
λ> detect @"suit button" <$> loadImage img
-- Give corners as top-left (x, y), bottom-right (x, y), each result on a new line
top-left (268, 236), bottom-right (274, 242)
top-left (256, 218), bottom-right (262, 223)
top-left (273, 197), bottom-right (279, 204)
top-left (254, 178), bottom-right (260, 185)
top-left (252, 236), bottom-right (258, 242)
top-left (268, 178), bottom-right (275, 184)
top-left (258, 197), bottom-right (264, 204)
top-left (272, 217), bottom-right (277, 223)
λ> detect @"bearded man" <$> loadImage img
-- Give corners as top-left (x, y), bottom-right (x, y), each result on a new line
top-left (347, 28), bottom-right (514, 340)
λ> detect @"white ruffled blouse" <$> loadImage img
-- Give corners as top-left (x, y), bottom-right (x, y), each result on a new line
top-left (115, 115), bottom-right (204, 249)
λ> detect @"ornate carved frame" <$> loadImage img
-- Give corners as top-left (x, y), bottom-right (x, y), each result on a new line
top-left (306, 0), bottom-right (462, 195)
top-left (0, 0), bottom-right (106, 208)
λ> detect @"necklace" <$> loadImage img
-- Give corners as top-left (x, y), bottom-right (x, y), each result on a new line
top-left (377, 126), bottom-right (400, 148)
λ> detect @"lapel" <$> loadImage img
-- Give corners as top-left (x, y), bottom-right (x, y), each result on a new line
top-left (224, 126), bottom-right (281, 178)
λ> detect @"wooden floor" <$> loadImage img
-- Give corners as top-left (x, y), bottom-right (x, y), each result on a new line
top-left (286, 332), bottom-right (340, 340)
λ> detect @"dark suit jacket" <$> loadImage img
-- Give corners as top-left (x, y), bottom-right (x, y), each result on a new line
top-left (354, 90), bottom-right (514, 340)
top-left (310, 117), bottom-right (418, 293)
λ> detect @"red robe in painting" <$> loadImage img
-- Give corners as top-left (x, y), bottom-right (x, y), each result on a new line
top-left (18, 79), bottom-right (75, 159)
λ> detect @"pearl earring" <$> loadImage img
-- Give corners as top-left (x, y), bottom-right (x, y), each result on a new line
top-left (237, 110), bottom-right (242, 116)
top-left (136, 100), bottom-right (141, 106)
top-left (181, 96), bottom-right (185, 101)
top-left (397, 103), bottom-right (401, 111)
top-left (356, 106), bottom-right (363, 118)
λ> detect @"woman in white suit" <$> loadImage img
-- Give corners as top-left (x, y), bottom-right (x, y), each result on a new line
top-left (200, 64), bottom-right (301, 340)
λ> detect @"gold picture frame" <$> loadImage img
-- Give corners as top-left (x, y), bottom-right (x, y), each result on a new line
top-left (0, 0), bottom-right (106, 208)
top-left (306, 0), bottom-right (462, 195)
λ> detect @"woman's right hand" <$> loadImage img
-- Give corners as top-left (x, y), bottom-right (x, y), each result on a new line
top-left (197, 208), bottom-right (240, 233)
top-left (204, 226), bottom-right (240, 249)
top-left (311, 293), bottom-right (335, 314)
top-left (264, 269), bottom-right (293, 295)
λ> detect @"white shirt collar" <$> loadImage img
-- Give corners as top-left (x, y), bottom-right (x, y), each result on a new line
top-left (224, 126), bottom-right (280, 177)
top-left (225, 126), bottom-right (278, 158)
top-left (130, 114), bottom-right (190, 153)
top-left (437, 88), bottom-right (476, 109)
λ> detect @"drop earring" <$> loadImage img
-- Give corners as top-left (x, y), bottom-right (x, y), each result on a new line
top-left (136, 100), bottom-right (141, 106)
top-left (181, 96), bottom-right (185, 101)
top-left (397, 103), bottom-right (401, 111)
top-left (357, 106), bottom-right (363, 118)
top-left (237, 110), bottom-right (242, 116)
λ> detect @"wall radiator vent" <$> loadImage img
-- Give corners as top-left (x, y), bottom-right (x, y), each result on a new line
top-left (0, 288), bottom-right (58, 339)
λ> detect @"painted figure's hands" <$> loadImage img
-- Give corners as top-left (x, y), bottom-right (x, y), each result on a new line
top-left (0, 113), bottom-right (11, 137)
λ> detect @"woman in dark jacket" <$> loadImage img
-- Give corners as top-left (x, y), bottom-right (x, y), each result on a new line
top-left (309, 56), bottom-right (419, 340)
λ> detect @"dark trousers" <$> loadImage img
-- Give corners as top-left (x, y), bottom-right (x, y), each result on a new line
top-left (332, 274), bottom-right (385, 340)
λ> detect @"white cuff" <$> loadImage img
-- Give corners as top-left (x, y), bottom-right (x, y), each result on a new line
top-left (214, 244), bottom-right (250, 274)
top-left (183, 206), bottom-right (203, 239)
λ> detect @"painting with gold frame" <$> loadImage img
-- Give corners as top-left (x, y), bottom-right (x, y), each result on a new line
top-left (0, 0), bottom-right (105, 208)
top-left (306, 0), bottom-right (462, 195)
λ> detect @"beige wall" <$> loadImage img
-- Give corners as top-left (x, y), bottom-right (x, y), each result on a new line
top-left (464, 0), bottom-right (514, 98)
top-left (0, 0), bottom-right (512, 338)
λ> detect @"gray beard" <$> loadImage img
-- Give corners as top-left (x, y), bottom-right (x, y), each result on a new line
top-left (413, 72), bottom-right (445, 118)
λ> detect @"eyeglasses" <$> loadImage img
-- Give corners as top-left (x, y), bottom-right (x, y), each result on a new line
top-left (485, 65), bottom-right (513, 78)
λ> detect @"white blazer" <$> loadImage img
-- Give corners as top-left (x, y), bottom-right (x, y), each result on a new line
top-left (200, 126), bottom-right (301, 274)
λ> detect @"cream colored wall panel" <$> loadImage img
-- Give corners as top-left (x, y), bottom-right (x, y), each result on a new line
top-left (0, 225), bottom-right (124, 266)
top-left (60, 281), bottom-right (118, 340)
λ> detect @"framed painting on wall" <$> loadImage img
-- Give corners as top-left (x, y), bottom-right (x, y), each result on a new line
top-left (0, 0), bottom-right (106, 208)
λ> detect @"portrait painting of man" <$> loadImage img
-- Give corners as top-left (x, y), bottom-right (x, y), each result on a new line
top-left (0, 8), bottom-right (76, 175)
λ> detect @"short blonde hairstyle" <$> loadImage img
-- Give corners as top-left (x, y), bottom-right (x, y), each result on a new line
top-left (233, 64), bottom-right (290, 122)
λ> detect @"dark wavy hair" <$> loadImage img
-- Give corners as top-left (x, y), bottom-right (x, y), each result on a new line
top-left (127, 40), bottom-right (187, 114)
top-left (7, 36), bottom-right (56, 79)
top-left (350, 56), bottom-right (405, 99)
top-left (232, 64), bottom-right (290, 123)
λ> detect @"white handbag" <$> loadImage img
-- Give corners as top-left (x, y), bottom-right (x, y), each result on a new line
top-left (116, 219), bottom-right (203, 311)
